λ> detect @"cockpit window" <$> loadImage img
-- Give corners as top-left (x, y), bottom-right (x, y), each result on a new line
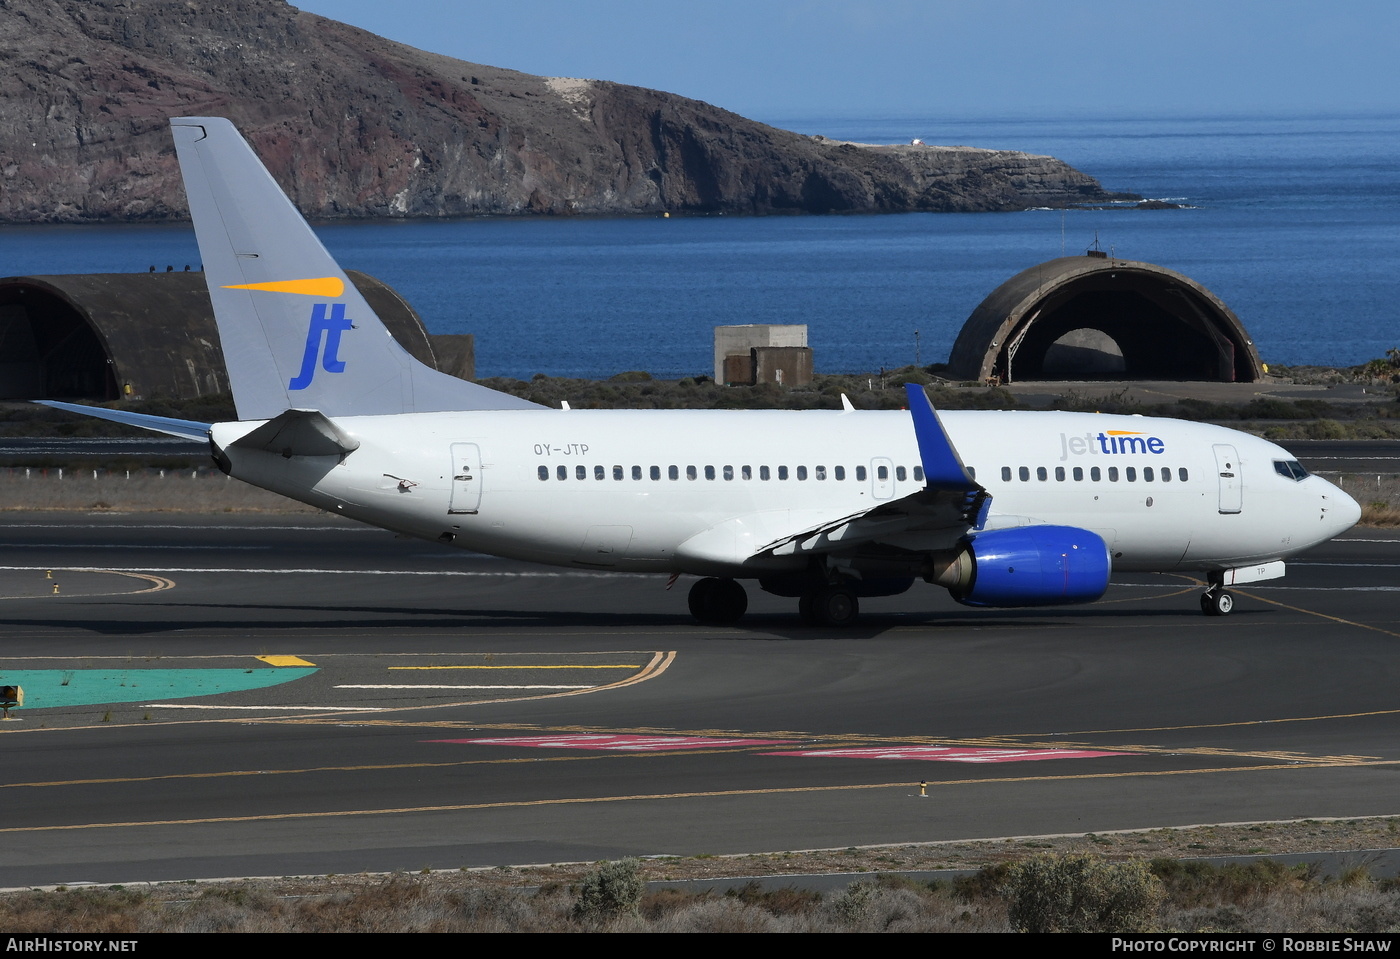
top-left (1273, 460), bottom-right (1309, 481)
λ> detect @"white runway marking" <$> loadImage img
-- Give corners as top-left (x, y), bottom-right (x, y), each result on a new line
top-left (0, 566), bottom-right (624, 578)
top-left (144, 703), bottom-right (384, 711)
top-left (337, 684), bottom-right (593, 690)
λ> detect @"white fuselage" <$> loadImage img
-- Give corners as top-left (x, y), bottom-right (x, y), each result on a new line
top-left (212, 408), bottom-right (1360, 580)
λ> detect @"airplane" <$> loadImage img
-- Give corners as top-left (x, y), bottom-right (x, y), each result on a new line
top-left (41, 117), bottom-right (1362, 627)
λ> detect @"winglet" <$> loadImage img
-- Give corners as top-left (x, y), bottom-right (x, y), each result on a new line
top-left (904, 384), bottom-right (977, 490)
top-left (904, 383), bottom-right (991, 529)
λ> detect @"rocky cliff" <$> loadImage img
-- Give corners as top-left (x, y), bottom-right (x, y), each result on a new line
top-left (0, 0), bottom-right (1138, 222)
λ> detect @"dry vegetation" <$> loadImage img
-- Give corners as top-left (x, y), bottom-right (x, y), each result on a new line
top-left (11, 820), bottom-right (1400, 932)
top-left (0, 467), bottom-right (313, 513)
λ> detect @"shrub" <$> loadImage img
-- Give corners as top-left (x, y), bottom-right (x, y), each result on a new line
top-left (1003, 853), bottom-right (1164, 933)
top-left (571, 858), bottom-right (644, 923)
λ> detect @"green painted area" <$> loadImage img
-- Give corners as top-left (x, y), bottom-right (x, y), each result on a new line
top-left (0, 668), bottom-right (318, 708)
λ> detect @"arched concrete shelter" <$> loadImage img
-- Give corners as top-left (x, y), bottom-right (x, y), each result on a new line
top-left (947, 254), bottom-right (1263, 383)
top-left (0, 270), bottom-right (470, 402)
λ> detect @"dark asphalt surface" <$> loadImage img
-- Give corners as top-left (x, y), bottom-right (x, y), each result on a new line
top-left (0, 502), bottom-right (1396, 887)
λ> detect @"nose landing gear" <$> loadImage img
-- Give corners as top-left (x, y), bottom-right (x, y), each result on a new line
top-left (1201, 584), bottom-right (1235, 616)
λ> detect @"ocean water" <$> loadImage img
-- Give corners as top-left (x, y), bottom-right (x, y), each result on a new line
top-left (0, 112), bottom-right (1395, 380)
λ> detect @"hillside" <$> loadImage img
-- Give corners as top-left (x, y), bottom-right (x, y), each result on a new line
top-left (0, 0), bottom-right (1138, 221)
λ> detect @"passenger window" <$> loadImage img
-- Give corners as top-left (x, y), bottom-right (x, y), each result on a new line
top-left (1126, 467), bottom-right (1136, 482)
top-left (895, 466), bottom-right (907, 482)
top-left (1179, 468), bottom-right (1189, 481)
top-left (1073, 467), bottom-right (1084, 481)
top-left (815, 465), bottom-right (826, 480)
top-left (856, 466), bottom-right (868, 481)
top-left (797, 466), bottom-right (808, 480)
top-left (669, 465), bottom-right (679, 480)
top-left (778, 466), bottom-right (789, 480)
top-left (1018, 467), bottom-right (1030, 481)
top-left (631, 465), bottom-right (642, 480)
top-left (742, 466), bottom-right (752, 480)
top-left (538, 465), bottom-right (549, 481)
top-left (1036, 467), bottom-right (1047, 481)
top-left (723, 465), bottom-right (734, 481)
top-left (877, 465), bottom-right (888, 480)
top-left (1144, 467), bottom-right (1154, 482)
top-left (1091, 467), bottom-right (1101, 482)
top-left (1108, 467), bottom-right (1119, 482)
top-left (1160, 467), bottom-right (1170, 483)
top-left (760, 466), bottom-right (771, 481)
top-left (1002, 467), bottom-right (1012, 482)
top-left (650, 466), bottom-right (660, 480)
top-left (594, 465), bottom-right (605, 481)
top-left (835, 465), bottom-right (845, 480)
top-left (705, 465), bottom-right (716, 480)
top-left (686, 465), bottom-right (697, 480)
top-left (576, 465), bottom-right (586, 480)
top-left (613, 465), bottom-right (623, 481)
top-left (1055, 467), bottom-right (1065, 481)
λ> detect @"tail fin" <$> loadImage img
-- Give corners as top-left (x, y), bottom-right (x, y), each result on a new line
top-left (170, 117), bottom-right (540, 420)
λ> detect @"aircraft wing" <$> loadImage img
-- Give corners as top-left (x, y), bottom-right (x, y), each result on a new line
top-left (756, 385), bottom-right (990, 558)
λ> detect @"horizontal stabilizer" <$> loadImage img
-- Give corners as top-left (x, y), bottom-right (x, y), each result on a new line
top-left (227, 409), bottom-right (360, 458)
top-left (35, 401), bottom-right (212, 441)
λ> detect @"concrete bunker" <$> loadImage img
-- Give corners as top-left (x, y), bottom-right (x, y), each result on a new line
top-left (947, 254), bottom-right (1262, 383)
top-left (0, 271), bottom-right (472, 402)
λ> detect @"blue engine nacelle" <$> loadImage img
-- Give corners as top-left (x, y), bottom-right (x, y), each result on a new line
top-left (929, 526), bottom-right (1111, 608)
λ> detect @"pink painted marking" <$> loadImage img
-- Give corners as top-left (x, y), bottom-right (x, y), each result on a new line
top-left (760, 747), bottom-right (1128, 762)
top-left (431, 734), bottom-right (797, 751)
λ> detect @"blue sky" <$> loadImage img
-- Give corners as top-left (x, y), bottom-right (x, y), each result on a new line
top-left (294, 1), bottom-right (1399, 122)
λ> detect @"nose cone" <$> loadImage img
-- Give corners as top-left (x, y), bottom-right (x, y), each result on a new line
top-left (1322, 481), bottom-right (1362, 539)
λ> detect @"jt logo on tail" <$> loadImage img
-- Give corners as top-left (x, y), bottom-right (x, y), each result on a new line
top-left (289, 303), bottom-right (353, 390)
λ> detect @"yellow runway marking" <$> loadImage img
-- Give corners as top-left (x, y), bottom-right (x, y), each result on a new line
top-left (1236, 588), bottom-right (1400, 640)
top-left (257, 655), bottom-right (316, 667)
top-left (0, 653), bottom-right (676, 734)
top-left (6, 760), bottom-right (1396, 835)
top-left (1047, 705), bottom-right (1400, 737)
top-left (3, 744), bottom-right (821, 792)
top-left (0, 568), bottom-right (175, 599)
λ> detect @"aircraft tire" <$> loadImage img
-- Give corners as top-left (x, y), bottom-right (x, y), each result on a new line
top-left (814, 585), bottom-right (859, 627)
top-left (1201, 589), bottom-right (1234, 616)
top-left (688, 577), bottom-right (747, 624)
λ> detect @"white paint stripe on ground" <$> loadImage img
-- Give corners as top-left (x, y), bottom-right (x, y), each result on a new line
top-left (0, 525), bottom-right (379, 532)
top-left (1, 544), bottom-right (267, 550)
top-left (144, 703), bottom-right (383, 711)
top-left (335, 684), bottom-right (593, 690)
top-left (0, 566), bottom-right (624, 578)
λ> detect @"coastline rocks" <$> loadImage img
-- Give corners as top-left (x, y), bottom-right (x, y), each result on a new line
top-left (0, 0), bottom-right (1139, 222)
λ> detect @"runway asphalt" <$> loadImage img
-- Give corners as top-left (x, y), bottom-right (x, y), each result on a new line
top-left (0, 505), bottom-right (1396, 887)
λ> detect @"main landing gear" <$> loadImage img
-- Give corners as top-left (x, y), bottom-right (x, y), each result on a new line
top-left (798, 584), bottom-right (859, 628)
top-left (686, 577), bottom-right (862, 627)
top-left (688, 577), bottom-right (748, 625)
